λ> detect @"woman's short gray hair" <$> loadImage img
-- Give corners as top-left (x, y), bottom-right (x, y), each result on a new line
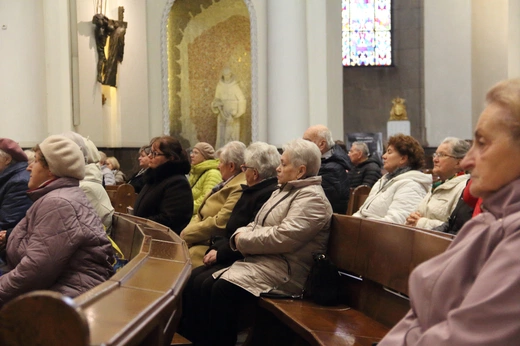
top-left (442, 137), bottom-right (470, 158)
top-left (245, 142), bottom-right (280, 180)
top-left (219, 141), bottom-right (246, 173)
top-left (282, 138), bottom-right (321, 177)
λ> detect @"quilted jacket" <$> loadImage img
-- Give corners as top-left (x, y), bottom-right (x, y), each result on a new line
top-left (0, 177), bottom-right (114, 306)
top-left (215, 176), bottom-right (332, 297)
top-left (188, 159), bottom-right (222, 219)
top-left (353, 170), bottom-right (432, 224)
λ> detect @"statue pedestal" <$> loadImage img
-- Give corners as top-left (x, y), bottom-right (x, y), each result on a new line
top-left (387, 120), bottom-right (410, 137)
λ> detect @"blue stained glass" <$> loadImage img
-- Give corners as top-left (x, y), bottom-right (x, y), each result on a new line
top-left (342, 0), bottom-right (392, 66)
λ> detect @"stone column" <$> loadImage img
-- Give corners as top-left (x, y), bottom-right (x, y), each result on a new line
top-left (266, 0), bottom-right (309, 147)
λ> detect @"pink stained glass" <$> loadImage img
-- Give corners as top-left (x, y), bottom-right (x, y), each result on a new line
top-left (342, 0), bottom-right (392, 66)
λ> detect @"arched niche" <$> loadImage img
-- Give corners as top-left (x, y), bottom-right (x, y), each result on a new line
top-left (160, 0), bottom-right (258, 149)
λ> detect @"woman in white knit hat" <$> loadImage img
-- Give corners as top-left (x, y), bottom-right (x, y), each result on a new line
top-left (0, 135), bottom-right (114, 306)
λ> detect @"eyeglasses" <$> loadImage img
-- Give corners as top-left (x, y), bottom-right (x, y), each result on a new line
top-left (432, 152), bottom-right (458, 159)
top-left (150, 151), bottom-right (166, 158)
top-left (240, 164), bottom-right (256, 172)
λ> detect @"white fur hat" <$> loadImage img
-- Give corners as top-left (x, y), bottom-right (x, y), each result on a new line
top-left (39, 135), bottom-right (85, 180)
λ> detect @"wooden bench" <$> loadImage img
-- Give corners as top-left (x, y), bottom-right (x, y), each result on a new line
top-left (346, 185), bottom-right (371, 215)
top-left (0, 213), bottom-right (192, 346)
top-left (106, 183), bottom-right (137, 213)
top-left (249, 214), bottom-right (453, 346)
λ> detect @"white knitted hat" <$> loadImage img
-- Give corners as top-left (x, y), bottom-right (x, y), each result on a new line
top-left (39, 135), bottom-right (85, 180)
top-left (83, 137), bottom-right (101, 164)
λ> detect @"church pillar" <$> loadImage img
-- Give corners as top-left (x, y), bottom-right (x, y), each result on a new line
top-left (266, 0), bottom-right (309, 147)
top-left (43, 0), bottom-right (74, 135)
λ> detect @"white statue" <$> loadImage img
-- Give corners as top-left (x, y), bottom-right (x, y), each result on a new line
top-left (211, 67), bottom-right (246, 149)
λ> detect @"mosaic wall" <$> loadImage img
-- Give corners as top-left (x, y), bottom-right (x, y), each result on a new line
top-left (168, 0), bottom-right (251, 150)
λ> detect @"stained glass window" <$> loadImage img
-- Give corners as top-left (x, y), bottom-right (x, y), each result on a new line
top-left (342, 0), bottom-right (392, 67)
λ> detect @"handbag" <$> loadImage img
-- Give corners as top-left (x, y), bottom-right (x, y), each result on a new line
top-left (304, 252), bottom-right (341, 306)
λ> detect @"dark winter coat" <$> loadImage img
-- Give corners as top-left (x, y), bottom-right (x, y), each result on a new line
top-left (1, 177), bottom-right (114, 306)
top-left (134, 160), bottom-right (193, 233)
top-left (209, 177), bottom-right (278, 265)
top-left (127, 168), bottom-right (148, 194)
top-left (348, 157), bottom-right (382, 189)
top-left (0, 161), bottom-right (32, 233)
top-left (319, 145), bottom-right (352, 214)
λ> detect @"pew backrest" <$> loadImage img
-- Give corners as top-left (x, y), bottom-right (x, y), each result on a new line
top-left (328, 214), bottom-right (452, 326)
top-left (346, 185), bottom-right (371, 215)
top-left (0, 213), bottom-right (191, 346)
top-left (106, 183), bottom-right (136, 213)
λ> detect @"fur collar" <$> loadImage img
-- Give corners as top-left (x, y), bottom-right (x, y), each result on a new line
top-left (144, 160), bottom-right (190, 184)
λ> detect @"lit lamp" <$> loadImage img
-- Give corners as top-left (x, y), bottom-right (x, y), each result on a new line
top-left (387, 97), bottom-right (410, 137)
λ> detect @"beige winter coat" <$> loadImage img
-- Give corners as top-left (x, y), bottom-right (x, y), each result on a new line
top-left (181, 172), bottom-right (246, 267)
top-left (214, 176), bottom-right (332, 297)
top-left (415, 174), bottom-right (469, 229)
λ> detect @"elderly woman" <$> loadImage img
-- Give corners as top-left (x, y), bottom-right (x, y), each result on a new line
top-left (405, 137), bottom-right (470, 229)
top-left (180, 142), bottom-right (280, 344)
top-left (0, 135), bottom-right (114, 306)
top-left (188, 142), bottom-right (222, 219)
top-left (0, 139), bottom-right (32, 248)
top-left (133, 136), bottom-right (193, 233)
top-left (197, 138), bottom-right (332, 346)
top-left (106, 156), bottom-right (126, 184)
top-left (127, 145), bottom-right (150, 194)
top-left (61, 132), bottom-right (114, 232)
top-left (180, 141), bottom-right (246, 267)
top-left (379, 79), bottom-right (520, 345)
top-left (353, 134), bottom-right (432, 224)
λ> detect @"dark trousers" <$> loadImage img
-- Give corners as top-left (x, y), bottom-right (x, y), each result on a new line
top-left (180, 264), bottom-right (223, 344)
top-left (181, 264), bottom-right (257, 346)
top-left (206, 278), bottom-right (256, 346)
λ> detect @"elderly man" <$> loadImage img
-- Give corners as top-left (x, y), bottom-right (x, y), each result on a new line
top-left (303, 124), bottom-right (351, 214)
top-left (347, 141), bottom-right (382, 188)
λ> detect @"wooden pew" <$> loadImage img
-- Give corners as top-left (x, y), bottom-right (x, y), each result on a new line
top-left (0, 213), bottom-right (191, 346)
top-left (251, 214), bottom-right (452, 346)
top-left (346, 185), bottom-right (371, 215)
top-left (106, 183), bottom-right (137, 213)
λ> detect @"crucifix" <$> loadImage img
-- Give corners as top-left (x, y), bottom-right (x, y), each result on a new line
top-left (93, 5), bottom-right (127, 87)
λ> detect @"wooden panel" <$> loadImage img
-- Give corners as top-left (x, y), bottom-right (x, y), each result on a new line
top-left (111, 216), bottom-right (145, 260)
top-left (149, 240), bottom-right (189, 261)
top-left (121, 258), bottom-right (189, 293)
top-left (113, 184), bottom-right (136, 213)
top-left (356, 279), bottom-right (410, 328)
top-left (356, 219), bottom-right (413, 295)
top-left (329, 215), bottom-right (362, 273)
top-left (81, 286), bottom-right (167, 345)
top-left (142, 227), bottom-right (179, 242)
top-left (171, 332), bottom-right (192, 345)
top-left (346, 185), bottom-right (371, 216)
top-left (0, 291), bottom-right (90, 346)
top-left (412, 229), bottom-right (452, 270)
